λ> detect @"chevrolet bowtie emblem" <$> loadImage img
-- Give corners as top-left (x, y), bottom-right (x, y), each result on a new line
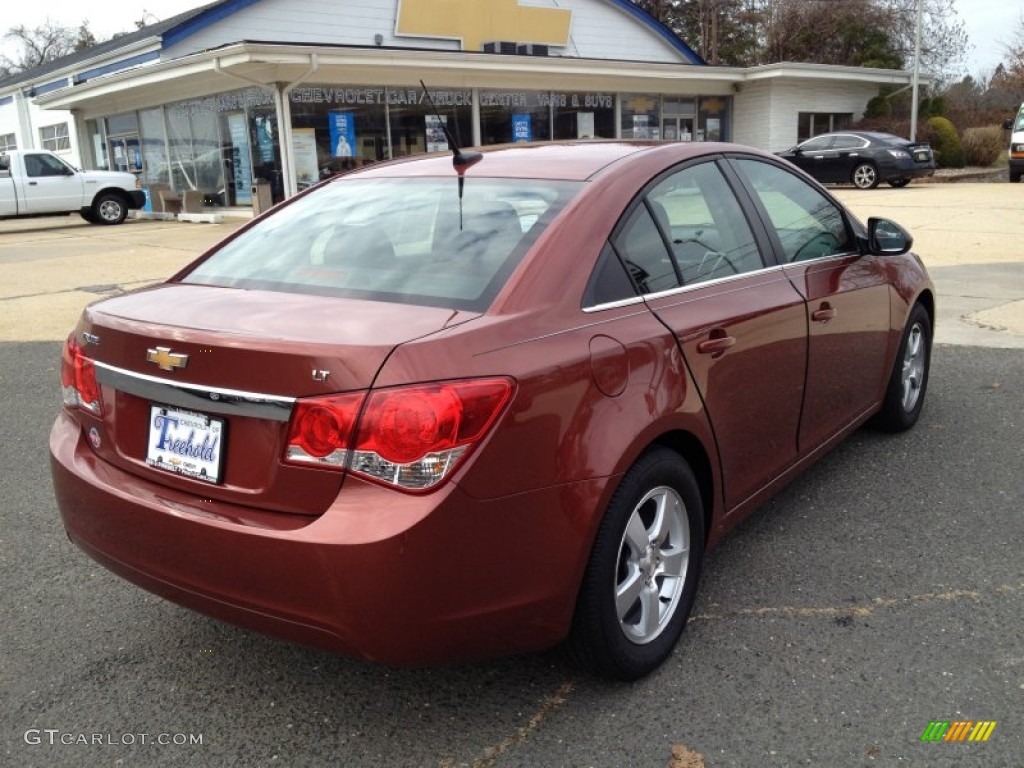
top-left (146, 346), bottom-right (189, 371)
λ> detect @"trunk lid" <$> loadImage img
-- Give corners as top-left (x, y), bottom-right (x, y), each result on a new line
top-left (76, 283), bottom-right (475, 514)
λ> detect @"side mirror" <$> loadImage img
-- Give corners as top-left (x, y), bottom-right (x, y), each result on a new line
top-left (864, 217), bottom-right (912, 255)
top-left (1004, 118), bottom-right (1013, 130)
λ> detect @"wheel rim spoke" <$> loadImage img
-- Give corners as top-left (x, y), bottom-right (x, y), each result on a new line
top-left (639, 585), bottom-right (660, 637)
top-left (622, 512), bottom-right (648, 554)
top-left (615, 566), bottom-right (644, 621)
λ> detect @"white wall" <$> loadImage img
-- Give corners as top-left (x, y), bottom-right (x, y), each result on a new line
top-left (0, 94), bottom-right (81, 164)
top-left (162, 0), bottom-right (688, 64)
top-left (733, 79), bottom-right (879, 151)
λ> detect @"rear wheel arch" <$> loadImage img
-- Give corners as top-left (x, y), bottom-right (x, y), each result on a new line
top-left (651, 431), bottom-right (715, 545)
top-left (567, 444), bottom-right (707, 679)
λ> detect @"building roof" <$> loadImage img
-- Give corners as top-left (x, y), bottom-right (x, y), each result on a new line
top-left (0, 1), bottom-right (220, 91)
top-left (0, 0), bottom-right (703, 95)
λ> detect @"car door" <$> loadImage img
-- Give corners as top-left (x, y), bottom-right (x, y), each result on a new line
top-left (728, 156), bottom-right (892, 451)
top-left (829, 134), bottom-right (869, 183)
top-left (614, 158), bottom-right (808, 511)
top-left (789, 136), bottom-right (838, 183)
top-left (21, 153), bottom-right (84, 213)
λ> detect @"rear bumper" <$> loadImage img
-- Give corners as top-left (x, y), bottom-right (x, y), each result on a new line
top-left (49, 411), bottom-right (604, 665)
top-left (882, 157), bottom-right (935, 180)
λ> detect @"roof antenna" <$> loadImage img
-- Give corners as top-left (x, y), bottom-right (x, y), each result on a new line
top-left (420, 80), bottom-right (481, 228)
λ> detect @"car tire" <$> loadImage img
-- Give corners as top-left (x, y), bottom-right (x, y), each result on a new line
top-left (852, 163), bottom-right (880, 189)
top-left (1011, 171), bottom-right (1022, 183)
top-left (92, 192), bottom-right (129, 225)
top-left (79, 209), bottom-right (98, 223)
top-left (873, 303), bottom-right (931, 432)
top-left (887, 178), bottom-right (912, 188)
top-left (567, 447), bottom-right (704, 681)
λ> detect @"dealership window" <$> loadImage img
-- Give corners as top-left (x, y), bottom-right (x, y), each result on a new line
top-left (139, 108), bottom-right (169, 186)
top-left (39, 123), bottom-right (70, 152)
top-left (0, 133), bottom-right (15, 151)
top-left (479, 90), bottom-right (551, 145)
top-left (697, 96), bottom-right (730, 142)
top-left (388, 86), bottom-right (472, 159)
top-left (290, 86), bottom-right (392, 179)
top-left (552, 92), bottom-right (614, 139)
top-left (621, 94), bottom-right (661, 139)
top-left (798, 112), bottom-right (852, 142)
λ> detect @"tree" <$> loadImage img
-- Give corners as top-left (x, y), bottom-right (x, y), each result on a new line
top-left (762, 0), bottom-right (903, 69)
top-left (990, 15), bottom-right (1024, 104)
top-left (629, 0), bottom-right (967, 77)
top-left (882, 0), bottom-right (968, 83)
top-left (2, 20), bottom-right (101, 75)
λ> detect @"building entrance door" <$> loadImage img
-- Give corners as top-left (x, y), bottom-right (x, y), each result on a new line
top-left (660, 117), bottom-right (695, 142)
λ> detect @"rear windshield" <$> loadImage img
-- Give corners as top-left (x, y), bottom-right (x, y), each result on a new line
top-left (181, 177), bottom-right (582, 311)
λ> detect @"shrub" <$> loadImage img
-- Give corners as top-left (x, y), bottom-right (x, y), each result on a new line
top-left (924, 116), bottom-right (965, 168)
top-left (961, 126), bottom-right (1005, 167)
top-left (864, 95), bottom-right (892, 119)
top-left (918, 96), bottom-right (948, 119)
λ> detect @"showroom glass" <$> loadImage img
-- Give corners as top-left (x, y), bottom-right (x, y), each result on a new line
top-left (732, 158), bottom-right (853, 263)
top-left (183, 177), bottom-right (581, 311)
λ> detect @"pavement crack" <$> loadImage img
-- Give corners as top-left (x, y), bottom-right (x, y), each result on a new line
top-left (462, 681), bottom-right (575, 768)
top-left (691, 583), bottom-right (1022, 624)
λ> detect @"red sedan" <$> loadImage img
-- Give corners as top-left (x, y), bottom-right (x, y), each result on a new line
top-left (50, 141), bottom-right (933, 680)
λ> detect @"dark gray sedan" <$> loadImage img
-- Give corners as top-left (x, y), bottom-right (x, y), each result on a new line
top-left (778, 131), bottom-right (936, 189)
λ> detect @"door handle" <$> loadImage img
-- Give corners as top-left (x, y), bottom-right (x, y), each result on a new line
top-left (811, 305), bottom-right (837, 323)
top-left (697, 332), bottom-right (736, 357)
top-left (28, 181), bottom-right (38, 185)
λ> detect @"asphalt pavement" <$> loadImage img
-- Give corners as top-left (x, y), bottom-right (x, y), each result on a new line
top-left (1, 185), bottom-right (1023, 767)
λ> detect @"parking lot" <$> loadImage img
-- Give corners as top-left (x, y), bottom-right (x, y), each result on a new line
top-left (2, 183), bottom-right (1022, 766)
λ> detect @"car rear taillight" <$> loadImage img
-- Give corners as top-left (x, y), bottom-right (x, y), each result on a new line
top-left (284, 378), bottom-right (514, 492)
top-left (60, 334), bottom-right (103, 416)
top-left (284, 393), bottom-right (365, 467)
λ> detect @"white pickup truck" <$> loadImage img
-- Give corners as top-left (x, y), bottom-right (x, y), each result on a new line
top-left (0, 149), bottom-right (146, 224)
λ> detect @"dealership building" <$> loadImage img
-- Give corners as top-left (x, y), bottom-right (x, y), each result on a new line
top-left (0, 0), bottom-right (925, 210)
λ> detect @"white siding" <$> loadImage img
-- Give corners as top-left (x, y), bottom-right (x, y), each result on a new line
top-left (733, 80), bottom-right (879, 151)
top-left (523, 0), bottom-right (691, 63)
top-left (732, 81), bottom-right (773, 149)
top-left (162, 0), bottom-right (689, 63)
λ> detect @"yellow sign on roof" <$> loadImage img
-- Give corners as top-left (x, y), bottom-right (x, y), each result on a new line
top-left (396, 0), bottom-right (572, 51)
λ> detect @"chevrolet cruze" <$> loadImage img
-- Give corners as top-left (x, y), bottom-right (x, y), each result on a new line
top-left (50, 141), bottom-right (934, 680)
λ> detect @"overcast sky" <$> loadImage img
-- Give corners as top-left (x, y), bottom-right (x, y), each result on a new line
top-left (1, 0), bottom-right (1019, 79)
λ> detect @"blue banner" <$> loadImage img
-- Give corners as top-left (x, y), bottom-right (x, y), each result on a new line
top-left (329, 111), bottom-right (357, 157)
top-left (512, 113), bottom-right (532, 143)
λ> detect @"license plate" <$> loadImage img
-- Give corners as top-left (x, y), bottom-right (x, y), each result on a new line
top-left (914, 151), bottom-right (929, 161)
top-left (146, 404), bottom-right (225, 484)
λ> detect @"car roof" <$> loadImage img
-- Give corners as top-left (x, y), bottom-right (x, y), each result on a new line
top-left (809, 131), bottom-right (905, 143)
top-left (350, 141), bottom-right (735, 182)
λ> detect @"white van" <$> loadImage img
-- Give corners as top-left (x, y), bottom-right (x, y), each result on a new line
top-left (1006, 103), bottom-right (1024, 183)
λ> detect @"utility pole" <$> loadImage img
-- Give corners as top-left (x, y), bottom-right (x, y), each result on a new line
top-left (909, 0), bottom-right (923, 140)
